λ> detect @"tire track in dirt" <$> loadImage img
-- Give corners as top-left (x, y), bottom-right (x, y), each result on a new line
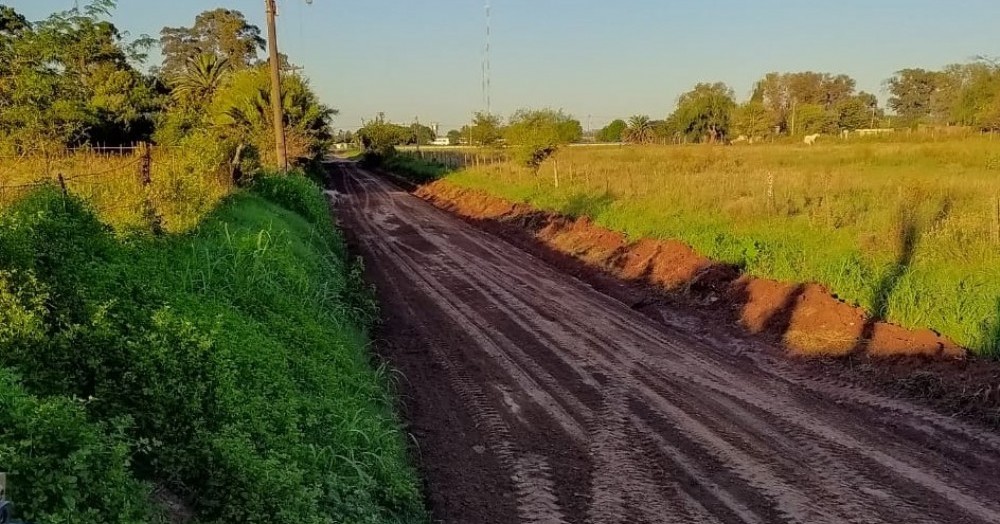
top-left (585, 387), bottom-right (684, 524)
top-left (329, 160), bottom-right (1000, 524)
top-left (435, 253), bottom-right (993, 523)
top-left (338, 166), bottom-right (573, 523)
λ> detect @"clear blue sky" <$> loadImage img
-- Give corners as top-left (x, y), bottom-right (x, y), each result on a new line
top-left (11, 0), bottom-right (1000, 132)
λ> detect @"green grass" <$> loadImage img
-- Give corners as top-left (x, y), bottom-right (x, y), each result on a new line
top-left (440, 140), bottom-right (1000, 357)
top-left (0, 175), bottom-right (426, 523)
top-left (380, 153), bottom-right (454, 184)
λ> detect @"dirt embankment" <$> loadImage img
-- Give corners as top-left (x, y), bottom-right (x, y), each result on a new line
top-left (414, 180), bottom-right (1000, 429)
top-left (416, 181), bottom-right (961, 359)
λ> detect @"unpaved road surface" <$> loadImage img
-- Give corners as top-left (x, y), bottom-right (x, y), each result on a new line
top-left (329, 160), bottom-right (1000, 524)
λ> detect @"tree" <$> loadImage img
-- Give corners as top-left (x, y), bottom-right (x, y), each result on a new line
top-left (446, 129), bottom-right (462, 145)
top-left (779, 72), bottom-right (856, 109)
top-left (159, 9), bottom-right (265, 79)
top-left (887, 68), bottom-right (941, 126)
top-left (621, 115), bottom-right (654, 144)
top-left (650, 119), bottom-right (673, 143)
top-left (667, 82), bottom-right (736, 143)
top-left (596, 119), bottom-right (627, 142)
top-left (835, 93), bottom-right (879, 131)
top-left (356, 113), bottom-right (409, 156)
top-left (0, 1), bottom-right (159, 150)
top-left (170, 53), bottom-right (230, 108)
top-left (754, 73), bottom-right (788, 132)
top-left (0, 6), bottom-right (28, 36)
top-left (210, 66), bottom-right (335, 165)
top-left (931, 64), bottom-right (967, 125)
top-left (460, 111), bottom-right (502, 146)
top-left (408, 122), bottom-right (436, 145)
top-left (950, 62), bottom-right (1000, 129)
top-left (732, 101), bottom-right (770, 139)
top-left (754, 71), bottom-right (860, 134)
top-left (793, 103), bottom-right (836, 135)
top-left (0, 5), bottom-right (31, 111)
top-left (504, 108), bottom-right (582, 168)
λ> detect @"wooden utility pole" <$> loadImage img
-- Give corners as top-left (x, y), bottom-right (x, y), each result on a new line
top-left (790, 99), bottom-right (798, 137)
top-left (414, 116), bottom-right (421, 155)
top-left (265, 0), bottom-right (288, 171)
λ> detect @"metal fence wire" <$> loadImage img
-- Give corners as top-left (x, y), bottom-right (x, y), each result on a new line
top-left (0, 143), bottom-right (167, 206)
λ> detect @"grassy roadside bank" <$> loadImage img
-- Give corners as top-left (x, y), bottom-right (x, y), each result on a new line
top-left (0, 175), bottom-right (426, 523)
top-left (383, 143), bottom-right (1000, 357)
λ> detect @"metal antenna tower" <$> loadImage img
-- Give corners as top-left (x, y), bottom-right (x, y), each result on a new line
top-left (482, 1), bottom-right (492, 115)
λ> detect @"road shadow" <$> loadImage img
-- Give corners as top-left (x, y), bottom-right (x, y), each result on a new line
top-left (564, 191), bottom-right (614, 220)
top-left (854, 211), bottom-right (920, 352)
top-left (983, 297), bottom-right (1000, 358)
top-left (759, 284), bottom-right (807, 337)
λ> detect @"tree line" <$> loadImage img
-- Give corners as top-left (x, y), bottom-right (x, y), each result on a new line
top-left (359, 108), bottom-right (583, 169)
top-left (362, 60), bottom-right (1000, 159)
top-left (417, 64), bottom-right (1000, 149)
top-left (0, 1), bottom-right (333, 171)
top-left (595, 64), bottom-right (1000, 144)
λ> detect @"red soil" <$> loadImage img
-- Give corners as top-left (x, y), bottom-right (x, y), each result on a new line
top-left (416, 181), bottom-right (963, 360)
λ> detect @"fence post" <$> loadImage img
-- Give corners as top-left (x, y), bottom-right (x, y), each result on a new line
top-left (57, 173), bottom-right (68, 197)
top-left (140, 142), bottom-right (152, 186)
top-left (230, 143), bottom-right (246, 186)
top-left (994, 194), bottom-right (1000, 245)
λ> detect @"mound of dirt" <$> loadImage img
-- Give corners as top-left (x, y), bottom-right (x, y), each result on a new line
top-left (416, 181), bottom-right (963, 360)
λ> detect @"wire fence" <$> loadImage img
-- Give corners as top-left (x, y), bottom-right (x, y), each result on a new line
top-left (419, 148), bottom-right (511, 170)
top-left (1, 143), bottom-right (149, 198)
top-left (0, 143), bottom-right (234, 234)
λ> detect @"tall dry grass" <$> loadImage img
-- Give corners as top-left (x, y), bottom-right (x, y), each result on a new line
top-left (0, 146), bottom-right (232, 234)
top-left (439, 138), bottom-right (1000, 356)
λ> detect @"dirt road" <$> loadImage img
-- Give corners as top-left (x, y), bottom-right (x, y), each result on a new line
top-left (328, 160), bottom-right (1000, 524)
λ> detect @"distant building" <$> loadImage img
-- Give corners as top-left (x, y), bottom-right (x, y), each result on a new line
top-left (855, 128), bottom-right (895, 137)
top-left (431, 137), bottom-right (451, 146)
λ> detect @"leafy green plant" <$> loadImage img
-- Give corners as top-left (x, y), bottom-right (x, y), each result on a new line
top-left (250, 170), bottom-right (332, 227)
top-left (0, 175), bottom-right (426, 522)
top-left (0, 369), bottom-right (158, 524)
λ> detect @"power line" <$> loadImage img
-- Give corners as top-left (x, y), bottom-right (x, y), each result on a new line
top-left (482, 1), bottom-right (491, 115)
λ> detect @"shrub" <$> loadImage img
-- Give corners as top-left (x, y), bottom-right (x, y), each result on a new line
top-left (0, 370), bottom-right (157, 524)
top-left (0, 177), bottom-right (425, 522)
top-left (151, 131), bottom-right (233, 234)
top-left (250, 170), bottom-right (331, 227)
top-left (382, 154), bottom-right (451, 184)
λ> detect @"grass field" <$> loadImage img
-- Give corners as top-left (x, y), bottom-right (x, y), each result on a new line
top-left (438, 139), bottom-right (1000, 356)
top-left (0, 174), bottom-right (426, 522)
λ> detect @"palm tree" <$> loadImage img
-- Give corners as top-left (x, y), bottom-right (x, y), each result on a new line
top-left (170, 53), bottom-right (230, 106)
top-left (622, 114), bottom-right (654, 144)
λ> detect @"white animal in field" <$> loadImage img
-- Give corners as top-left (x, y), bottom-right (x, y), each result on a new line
top-left (803, 133), bottom-right (820, 146)
top-left (731, 135), bottom-right (748, 144)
